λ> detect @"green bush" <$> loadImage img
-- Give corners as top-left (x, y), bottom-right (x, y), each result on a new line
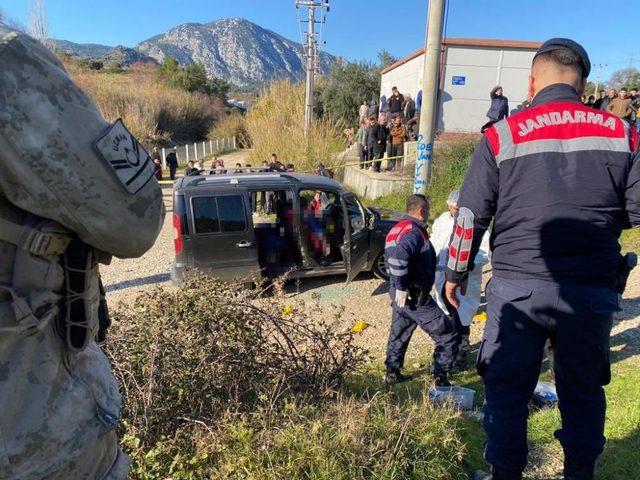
top-left (370, 139), bottom-right (477, 220)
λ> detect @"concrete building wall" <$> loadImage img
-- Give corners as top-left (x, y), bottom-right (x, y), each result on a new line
top-left (379, 40), bottom-right (540, 132)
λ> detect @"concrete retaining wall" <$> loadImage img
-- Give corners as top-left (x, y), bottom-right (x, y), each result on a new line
top-left (344, 166), bottom-right (411, 199)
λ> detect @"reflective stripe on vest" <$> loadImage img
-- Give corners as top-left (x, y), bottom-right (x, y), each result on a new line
top-left (489, 103), bottom-right (634, 167)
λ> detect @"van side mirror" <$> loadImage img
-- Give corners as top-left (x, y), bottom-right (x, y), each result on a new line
top-left (368, 213), bottom-right (376, 230)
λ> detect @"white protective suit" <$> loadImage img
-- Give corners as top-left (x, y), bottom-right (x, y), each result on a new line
top-left (431, 211), bottom-right (490, 326)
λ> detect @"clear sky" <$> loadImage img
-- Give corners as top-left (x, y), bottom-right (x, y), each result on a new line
top-left (1, 0), bottom-right (636, 82)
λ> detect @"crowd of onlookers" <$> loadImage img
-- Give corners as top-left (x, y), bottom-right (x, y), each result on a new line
top-left (480, 84), bottom-right (640, 132)
top-left (349, 86), bottom-right (421, 173)
top-left (586, 87), bottom-right (640, 127)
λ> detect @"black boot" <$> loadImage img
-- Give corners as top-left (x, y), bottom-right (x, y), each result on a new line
top-left (434, 371), bottom-right (452, 387)
top-left (564, 455), bottom-right (595, 480)
top-left (385, 368), bottom-right (412, 385)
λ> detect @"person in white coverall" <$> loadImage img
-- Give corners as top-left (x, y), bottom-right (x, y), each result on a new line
top-left (431, 189), bottom-right (490, 370)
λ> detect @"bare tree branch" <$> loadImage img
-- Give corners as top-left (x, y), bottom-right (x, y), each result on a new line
top-left (28, 0), bottom-right (52, 49)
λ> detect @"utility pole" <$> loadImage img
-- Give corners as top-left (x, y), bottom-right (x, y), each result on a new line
top-left (415, 0), bottom-right (446, 195)
top-left (296, 1), bottom-right (330, 136)
top-left (593, 63), bottom-right (607, 97)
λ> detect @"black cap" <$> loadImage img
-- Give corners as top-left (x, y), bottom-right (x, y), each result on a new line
top-left (533, 38), bottom-right (591, 78)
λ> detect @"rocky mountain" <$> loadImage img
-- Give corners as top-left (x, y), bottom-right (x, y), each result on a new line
top-left (137, 18), bottom-right (336, 89)
top-left (51, 39), bottom-right (157, 66)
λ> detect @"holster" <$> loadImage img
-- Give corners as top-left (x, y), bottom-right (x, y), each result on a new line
top-left (614, 252), bottom-right (637, 295)
top-left (408, 282), bottom-right (428, 306)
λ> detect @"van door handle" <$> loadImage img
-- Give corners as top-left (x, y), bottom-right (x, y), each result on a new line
top-left (236, 241), bottom-right (253, 248)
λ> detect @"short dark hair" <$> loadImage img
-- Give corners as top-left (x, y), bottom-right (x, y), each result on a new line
top-left (271, 153), bottom-right (277, 157)
top-left (621, 87), bottom-right (628, 92)
top-left (533, 47), bottom-right (583, 78)
top-left (392, 86), bottom-right (398, 90)
top-left (406, 194), bottom-right (429, 214)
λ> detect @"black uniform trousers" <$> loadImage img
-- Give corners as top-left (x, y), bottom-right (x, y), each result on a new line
top-left (372, 145), bottom-right (385, 173)
top-left (479, 276), bottom-right (616, 475)
top-left (169, 165), bottom-right (177, 180)
top-left (385, 291), bottom-right (458, 374)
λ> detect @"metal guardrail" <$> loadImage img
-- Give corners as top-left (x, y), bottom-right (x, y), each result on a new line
top-left (161, 137), bottom-right (237, 167)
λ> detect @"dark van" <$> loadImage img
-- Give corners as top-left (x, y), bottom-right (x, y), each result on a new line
top-left (171, 172), bottom-right (403, 284)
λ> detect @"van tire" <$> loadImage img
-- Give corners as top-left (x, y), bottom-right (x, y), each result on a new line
top-left (372, 251), bottom-right (389, 281)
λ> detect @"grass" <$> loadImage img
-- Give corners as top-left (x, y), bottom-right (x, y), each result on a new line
top-left (368, 139), bottom-right (476, 221)
top-left (355, 349), bottom-right (640, 479)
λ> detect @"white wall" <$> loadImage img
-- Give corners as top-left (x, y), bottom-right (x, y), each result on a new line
top-left (380, 45), bottom-right (537, 132)
top-left (380, 53), bottom-right (424, 104)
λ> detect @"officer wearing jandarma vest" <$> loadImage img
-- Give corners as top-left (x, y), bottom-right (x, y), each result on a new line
top-left (0, 27), bottom-right (164, 479)
top-left (384, 194), bottom-right (458, 386)
top-left (445, 38), bottom-right (640, 480)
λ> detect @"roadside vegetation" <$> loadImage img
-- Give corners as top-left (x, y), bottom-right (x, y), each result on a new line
top-left (369, 139), bottom-right (476, 221)
top-left (106, 276), bottom-right (474, 479)
top-left (64, 57), bottom-right (228, 144)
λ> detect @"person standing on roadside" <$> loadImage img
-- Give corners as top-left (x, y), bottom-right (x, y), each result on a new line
top-left (402, 93), bottom-right (416, 124)
top-left (153, 157), bottom-right (163, 181)
top-left (359, 100), bottom-right (369, 123)
top-left (482, 85), bottom-right (509, 131)
top-left (446, 38), bottom-right (640, 480)
top-left (165, 147), bottom-right (178, 180)
top-left (431, 189), bottom-right (490, 372)
top-left (600, 88), bottom-right (617, 111)
top-left (607, 87), bottom-right (633, 121)
top-left (385, 194), bottom-right (458, 386)
top-left (356, 119), bottom-right (368, 168)
top-left (387, 86), bottom-right (405, 116)
top-left (387, 116), bottom-right (406, 171)
top-left (593, 89), bottom-right (606, 110)
top-left (364, 116), bottom-right (377, 170)
top-left (371, 116), bottom-right (388, 173)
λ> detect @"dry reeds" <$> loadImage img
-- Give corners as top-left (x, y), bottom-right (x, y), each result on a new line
top-left (68, 62), bottom-right (221, 143)
top-left (245, 80), bottom-right (344, 172)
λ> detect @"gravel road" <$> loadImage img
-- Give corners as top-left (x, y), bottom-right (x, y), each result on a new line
top-left (101, 149), bottom-right (251, 304)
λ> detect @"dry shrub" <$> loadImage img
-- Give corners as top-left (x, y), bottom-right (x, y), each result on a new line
top-left (105, 274), bottom-right (367, 445)
top-left (246, 80), bottom-right (344, 172)
top-left (67, 62), bottom-right (221, 143)
top-left (210, 111), bottom-right (252, 148)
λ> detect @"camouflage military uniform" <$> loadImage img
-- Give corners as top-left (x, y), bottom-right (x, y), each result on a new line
top-left (0, 27), bottom-right (164, 479)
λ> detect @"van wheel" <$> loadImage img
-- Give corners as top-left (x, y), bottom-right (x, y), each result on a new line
top-left (372, 251), bottom-right (389, 281)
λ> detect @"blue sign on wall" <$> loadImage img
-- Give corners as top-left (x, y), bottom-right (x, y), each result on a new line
top-left (452, 76), bottom-right (466, 85)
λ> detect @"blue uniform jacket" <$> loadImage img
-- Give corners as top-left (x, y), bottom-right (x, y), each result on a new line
top-left (385, 215), bottom-right (436, 293)
top-left (446, 83), bottom-right (640, 287)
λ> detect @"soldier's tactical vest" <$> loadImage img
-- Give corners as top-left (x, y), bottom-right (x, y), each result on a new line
top-left (0, 25), bottom-right (164, 479)
top-left (0, 197), bottom-right (124, 479)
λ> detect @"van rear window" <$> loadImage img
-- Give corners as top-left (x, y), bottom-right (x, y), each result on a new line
top-left (192, 195), bottom-right (246, 234)
top-left (192, 197), bottom-right (219, 234)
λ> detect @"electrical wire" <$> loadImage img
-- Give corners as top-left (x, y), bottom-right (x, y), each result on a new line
top-left (443, 0), bottom-right (451, 41)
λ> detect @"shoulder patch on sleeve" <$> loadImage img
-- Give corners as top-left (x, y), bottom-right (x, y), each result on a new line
top-left (484, 126), bottom-right (500, 156)
top-left (94, 119), bottom-right (155, 194)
